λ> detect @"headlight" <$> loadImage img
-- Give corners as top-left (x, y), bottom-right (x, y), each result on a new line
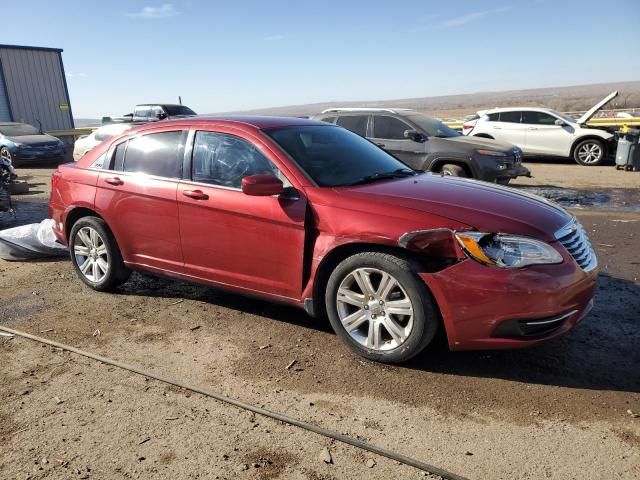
top-left (476, 149), bottom-right (507, 157)
top-left (455, 232), bottom-right (563, 268)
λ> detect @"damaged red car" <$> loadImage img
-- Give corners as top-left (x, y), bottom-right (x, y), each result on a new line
top-left (49, 117), bottom-right (597, 363)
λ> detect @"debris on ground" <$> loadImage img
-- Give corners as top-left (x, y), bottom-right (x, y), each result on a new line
top-left (54, 396), bottom-right (63, 405)
top-left (0, 332), bottom-right (15, 338)
top-left (320, 447), bottom-right (332, 464)
top-left (190, 325), bottom-right (201, 331)
top-left (627, 409), bottom-right (639, 418)
top-left (286, 360), bottom-right (297, 370)
top-left (0, 219), bottom-right (67, 261)
top-left (138, 436), bottom-right (151, 445)
top-left (366, 458), bottom-right (376, 468)
top-left (169, 299), bottom-right (184, 305)
top-left (259, 344), bottom-right (271, 350)
top-left (92, 329), bottom-right (101, 337)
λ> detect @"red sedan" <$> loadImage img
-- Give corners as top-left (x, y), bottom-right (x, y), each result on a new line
top-left (49, 116), bottom-right (597, 362)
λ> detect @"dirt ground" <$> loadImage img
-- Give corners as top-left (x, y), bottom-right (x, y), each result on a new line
top-left (1, 161), bottom-right (639, 480)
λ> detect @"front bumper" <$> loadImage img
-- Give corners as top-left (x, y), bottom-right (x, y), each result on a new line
top-left (13, 148), bottom-right (66, 163)
top-left (475, 155), bottom-right (531, 182)
top-left (421, 250), bottom-right (597, 350)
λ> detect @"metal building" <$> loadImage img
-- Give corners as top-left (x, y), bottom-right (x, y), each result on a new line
top-left (0, 44), bottom-right (74, 132)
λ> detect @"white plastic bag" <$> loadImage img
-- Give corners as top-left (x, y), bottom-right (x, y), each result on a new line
top-left (0, 219), bottom-right (67, 260)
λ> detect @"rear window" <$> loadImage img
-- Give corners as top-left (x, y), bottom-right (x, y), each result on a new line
top-left (486, 113), bottom-right (499, 121)
top-left (336, 115), bottom-right (368, 137)
top-left (123, 131), bottom-right (185, 178)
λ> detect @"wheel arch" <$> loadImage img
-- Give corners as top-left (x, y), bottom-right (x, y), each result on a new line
top-left (473, 133), bottom-right (494, 139)
top-left (64, 207), bottom-right (105, 242)
top-left (310, 241), bottom-right (449, 322)
top-left (428, 158), bottom-right (474, 177)
top-left (570, 135), bottom-right (609, 158)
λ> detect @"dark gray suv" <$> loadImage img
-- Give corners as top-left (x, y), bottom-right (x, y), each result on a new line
top-left (313, 108), bottom-right (530, 184)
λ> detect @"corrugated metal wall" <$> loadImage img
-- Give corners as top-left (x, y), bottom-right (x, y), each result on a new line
top-left (0, 46), bottom-right (74, 131)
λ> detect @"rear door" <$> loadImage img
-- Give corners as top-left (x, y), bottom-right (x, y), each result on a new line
top-left (95, 130), bottom-right (187, 272)
top-left (484, 111), bottom-right (526, 147)
top-left (370, 115), bottom-right (426, 168)
top-left (522, 111), bottom-right (571, 156)
top-left (335, 115), bottom-right (369, 138)
top-left (177, 128), bottom-right (307, 300)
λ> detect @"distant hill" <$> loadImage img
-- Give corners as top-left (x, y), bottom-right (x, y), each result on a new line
top-left (219, 80), bottom-right (640, 119)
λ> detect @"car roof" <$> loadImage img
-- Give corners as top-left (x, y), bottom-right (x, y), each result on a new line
top-left (132, 115), bottom-right (330, 132)
top-left (136, 103), bottom-right (189, 107)
top-left (479, 107), bottom-right (558, 114)
top-left (320, 107), bottom-right (416, 114)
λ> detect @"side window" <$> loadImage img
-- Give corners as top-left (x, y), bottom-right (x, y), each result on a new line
top-left (123, 131), bottom-right (184, 178)
top-left (113, 142), bottom-right (127, 171)
top-left (191, 131), bottom-right (279, 189)
top-left (486, 113), bottom-right (499, 121)
top-left (373, 116), bottom-right (412, 139)
top-left (134, 107), bottom-right (150, 119)
top-left (336, 115), bottom-right (368, 137)
top-left (499, 111), bottom-right (522, 123)
top-left (522, 111), bottom-right (557, 125)
top-left (320, 116), bottom-right (337, 124)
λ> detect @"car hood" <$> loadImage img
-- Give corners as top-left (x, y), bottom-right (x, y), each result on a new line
top-left (8, 134), bottom-right (61, 145)
top-left (336, 174), bottom-right (572, 242)
top-left (576, 91), bottom-right (618, 125)
top-left (445, 135), bottom-right (515, 152)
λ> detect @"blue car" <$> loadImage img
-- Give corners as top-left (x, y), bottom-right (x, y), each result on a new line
top-left (0, 122), bottom-right (66, 167)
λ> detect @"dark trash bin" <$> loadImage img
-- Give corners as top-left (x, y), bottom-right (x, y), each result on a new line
top-left (615, 129), bottom-right (640, 171)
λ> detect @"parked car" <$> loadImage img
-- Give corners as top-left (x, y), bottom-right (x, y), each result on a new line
top-left (128, 104), bottom-right (197, 122)
top-left (49, 116), bottom-right (597, 363)
top-left (463, 92), bottom-right (618, 166)
top-left (313, 108), bottom-right (529, 185)
top-left (73, 123), bottom-right (134, 161)
top-left (0, 122), bottom-right (66, 167)
top-left (103, 104), bottom-right (197, 125)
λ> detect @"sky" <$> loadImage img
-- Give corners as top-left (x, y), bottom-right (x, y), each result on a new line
top-left (2, 0), bottom-right (639, 118)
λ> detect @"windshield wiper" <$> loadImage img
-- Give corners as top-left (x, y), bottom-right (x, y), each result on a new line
top-left (341, 168), bottom-right (417, 186)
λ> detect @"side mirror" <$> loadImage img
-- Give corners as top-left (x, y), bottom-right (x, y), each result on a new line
top-left (156, 112), bottom-right (167, 120)
top-left (554, 119), bottom-right (566, 126)
top-left (404, 129), bottom-right (426, 143)
top-left (241, 174), bottom-right (284, 196)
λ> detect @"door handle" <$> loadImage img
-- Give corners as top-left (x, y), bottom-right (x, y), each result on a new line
top-left (493, 126), bottom-right (502, 130)
top-left (104, 176), bottom-right (123, 186)
top-left (182, 189), bottom-right (209, 200)
top-left (528, 127), bottom-right (538, 130)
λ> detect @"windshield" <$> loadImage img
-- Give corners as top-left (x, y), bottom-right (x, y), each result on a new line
top-left (265, 125), bottom-right (414, 187)
top-left (405, 113), bottom-right (460, 138)
top-left (164, 105), bottom-right (196, 116)
top-left (0, 123), bottom-right (41, 137)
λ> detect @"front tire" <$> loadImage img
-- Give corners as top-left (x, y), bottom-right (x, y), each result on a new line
top-left (573, 139), bottom-right (606, 166)
top-left (325, 251), bottom-right (439, 363)
top-left (69, 216), bottom-right (130, 291)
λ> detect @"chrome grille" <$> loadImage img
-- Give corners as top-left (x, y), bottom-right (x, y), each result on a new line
top-left (554, 220), bottom-right (597, 272)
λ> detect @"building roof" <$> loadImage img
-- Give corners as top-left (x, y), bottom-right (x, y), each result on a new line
top-left (0, 44), bottom-right (63, 53)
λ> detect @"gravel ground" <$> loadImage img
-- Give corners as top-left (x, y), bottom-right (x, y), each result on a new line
top-left (1, 161), bottom-right (639, 480)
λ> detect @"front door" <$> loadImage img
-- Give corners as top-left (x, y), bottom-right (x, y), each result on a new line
top-left (370, 115), bottom-right (426, 169)
top-left (177, 129), bottom-right (307, 300)
top-left (94, 130), bottom-right (186, 272)
top-left (522, 111), bottom-right (573, 156)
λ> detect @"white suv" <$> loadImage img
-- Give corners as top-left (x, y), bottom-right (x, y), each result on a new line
top-left (464, 92), bottom-right (617, 166)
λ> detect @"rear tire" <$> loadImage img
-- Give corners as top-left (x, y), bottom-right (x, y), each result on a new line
top-left (69, 216), bottom-right (130, 291)
top-left (441, 164), bottom-right (467, 177)
top-left (325, 251), bottom-right (439, 363)
top-left (573, 139), bottom-right (606, 166)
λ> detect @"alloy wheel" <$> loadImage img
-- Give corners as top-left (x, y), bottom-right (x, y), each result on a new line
top-left (336, 267), bottom-right (414, 351)
top-left (577, 142), bottom-right (603, 164)
top-left (73, 226), bottom-right (109, 283)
